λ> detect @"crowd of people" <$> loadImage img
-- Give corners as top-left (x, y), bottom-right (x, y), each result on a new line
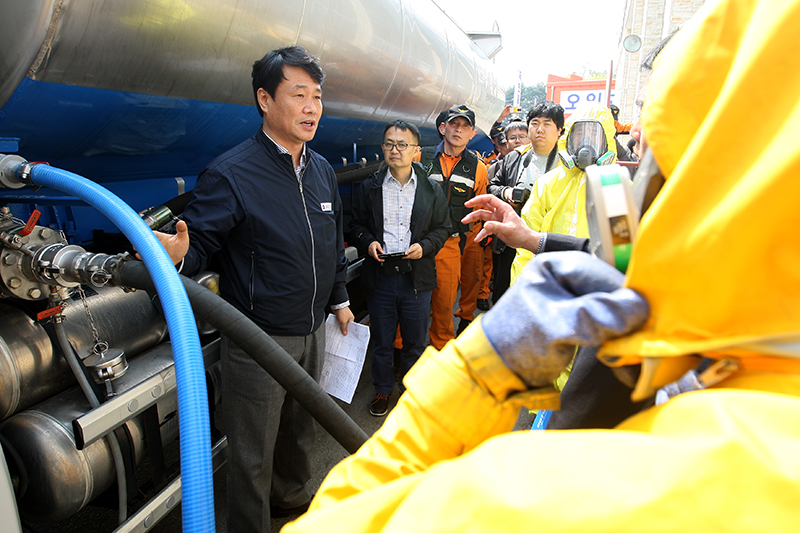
top-left (154, 0), bottom-right (800, 529)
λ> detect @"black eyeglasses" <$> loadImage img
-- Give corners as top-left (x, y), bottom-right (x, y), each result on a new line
top-left (381, 142), bottom-right (417, 152)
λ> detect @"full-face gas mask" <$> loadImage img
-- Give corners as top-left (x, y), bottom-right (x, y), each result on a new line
top-left (558, 120), bottom-right (615, 170)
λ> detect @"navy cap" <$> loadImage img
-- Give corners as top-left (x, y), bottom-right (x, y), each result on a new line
top-left (445, 104), bottom-right (476, 127)
top-left (490, 124), bottom-right (505, 138)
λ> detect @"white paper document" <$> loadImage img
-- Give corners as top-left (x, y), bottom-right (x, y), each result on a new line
top-left (320, 315), bottom-right (370, 403)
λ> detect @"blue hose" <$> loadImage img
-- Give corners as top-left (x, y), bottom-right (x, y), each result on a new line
top-left (24, 164), bottom-right (214, 533)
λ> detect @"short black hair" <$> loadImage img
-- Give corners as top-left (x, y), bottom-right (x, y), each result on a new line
top-left (383, 120), bottom-right (421, 145)
top-left (526, 100), bottom-right (565, 132)
top-left (505, 119), bottom-right (527, 134)
top-left (251, 46), bottom-right (325, 116)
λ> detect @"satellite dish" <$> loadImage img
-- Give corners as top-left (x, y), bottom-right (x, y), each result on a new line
top-left (623, 34), bottom-right (642, 53)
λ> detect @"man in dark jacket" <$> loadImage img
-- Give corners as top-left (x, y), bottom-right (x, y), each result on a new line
top-left (154, 46), bottom-right (353, 531)
top-left (350, 120), bottom-right (450, 416)
top-left (487, 100), bottom-right (565, 304)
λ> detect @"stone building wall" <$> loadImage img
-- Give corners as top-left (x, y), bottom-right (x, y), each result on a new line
top-left (614, 0), bottom-right (706, 125)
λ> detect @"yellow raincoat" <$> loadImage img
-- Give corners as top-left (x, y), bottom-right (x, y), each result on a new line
top-left (510, 104), bottom-right (617, 284)
top-left (283, 1), bottom-right (800, 531)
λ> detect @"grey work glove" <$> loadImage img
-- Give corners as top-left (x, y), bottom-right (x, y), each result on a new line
top-left (481, 250), bottom-right (649, 388)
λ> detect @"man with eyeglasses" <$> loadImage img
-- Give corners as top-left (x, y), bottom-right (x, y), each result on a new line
top-left (487, 120), bottom-right (530, 181)
top-left (350, 120), bottom-right (451, 416)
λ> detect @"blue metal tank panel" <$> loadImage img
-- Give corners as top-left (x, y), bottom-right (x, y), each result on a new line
top-left (0, 78), bottom-right (447, 182)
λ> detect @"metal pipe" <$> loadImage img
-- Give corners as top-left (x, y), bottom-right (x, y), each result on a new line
top-left (53, 314), bottom-right (128, 524)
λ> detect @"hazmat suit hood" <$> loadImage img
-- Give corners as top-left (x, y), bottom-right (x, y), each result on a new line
top-left (511, 104), bottom-right (616, 282)
top-left (558, 104), bottom-right (617, 170)
top-left (599, 0), bottom-right (800, 399)
top-left (528, 102), bottom-right (618, 236)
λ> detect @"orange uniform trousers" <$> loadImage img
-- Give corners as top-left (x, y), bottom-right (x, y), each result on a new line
top-left (429, 227), bottom-right (482, 350)
top-left (455, 229), bottom-right (484, 321)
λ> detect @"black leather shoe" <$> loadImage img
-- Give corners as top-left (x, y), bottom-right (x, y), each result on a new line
top-left (477, 298), bottom-right (491, 311)
top-left (271, 498), bottom-right (312, 518)
top-left (456, 318), bottom-right (471, 336)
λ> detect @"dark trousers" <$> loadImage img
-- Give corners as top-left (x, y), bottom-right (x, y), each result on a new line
top-left (221, 328), bottom-right (323, 532)
top-left (492, 244), bottom-right (517, 305)
top-left (366, 271), bottom-right (432, 395)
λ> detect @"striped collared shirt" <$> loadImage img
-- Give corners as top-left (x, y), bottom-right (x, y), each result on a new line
top-left (262, 130), bottom-right (308, 181)
top-left (382, 167), bottom-right (417, 254)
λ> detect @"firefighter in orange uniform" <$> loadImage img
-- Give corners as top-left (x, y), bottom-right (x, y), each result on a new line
top-left (422, 104), bottom-right (488, 348)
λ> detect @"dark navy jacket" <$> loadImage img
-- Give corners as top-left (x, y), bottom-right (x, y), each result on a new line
top-left (182, 130), bottom-right (349, 336)
top-left (349, 163), bottom-right (451, 292)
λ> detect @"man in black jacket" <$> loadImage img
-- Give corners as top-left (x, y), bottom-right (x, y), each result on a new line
top-left (350, 121), bottom-right (450, 416)
top-left (154, 46), bottom-right (353, 531)
top-left (487, 101), bottom-right (565, 304)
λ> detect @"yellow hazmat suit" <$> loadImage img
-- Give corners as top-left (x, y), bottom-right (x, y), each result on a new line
top-left (598, 0), bottom-right (800, 399)
top-left (511, 104), bottom-right (617, 283)
top-left (282, 0), bottom-right (800, 530)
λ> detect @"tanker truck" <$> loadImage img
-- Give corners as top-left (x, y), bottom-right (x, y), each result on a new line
top-left (0, 1), bottom-right (504, 531)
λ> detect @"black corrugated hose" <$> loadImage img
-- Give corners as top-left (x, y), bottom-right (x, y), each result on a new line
top-left (117, 260), bottom-right (368, 454)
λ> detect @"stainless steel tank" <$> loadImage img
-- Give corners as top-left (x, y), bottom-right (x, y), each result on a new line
top-left (0, 343), bottom-right (181, 523)
top-left (0, 286), bottom-right (168, 421)
top-left (0, 0), bottom-right (503, 132)
top-left (0, 305), bottom-right (62, 422)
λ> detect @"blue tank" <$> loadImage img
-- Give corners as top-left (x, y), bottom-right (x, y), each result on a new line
top-left (0, 0), bottom-right (502, 243)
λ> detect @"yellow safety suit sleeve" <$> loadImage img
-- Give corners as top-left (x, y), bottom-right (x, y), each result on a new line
top-left (283, 319), bottom-right (800, 533)
top-left (282, 320), bottom-right (559, 533)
